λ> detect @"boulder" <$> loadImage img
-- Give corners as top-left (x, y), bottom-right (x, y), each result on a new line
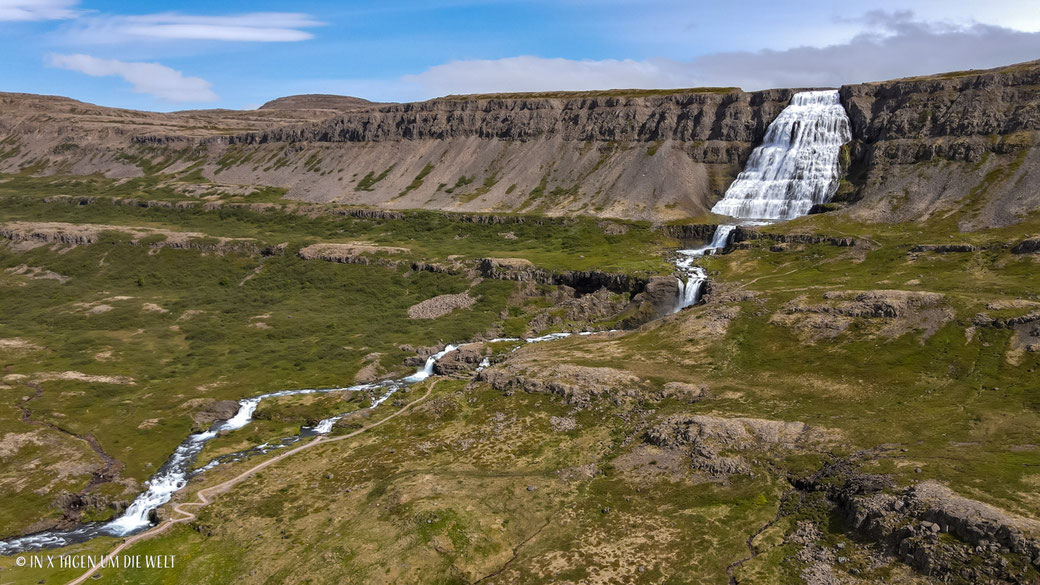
top-left (432, 345), bottom-right (485, 376)
top-left (190, 400), bottom-right (241, 427)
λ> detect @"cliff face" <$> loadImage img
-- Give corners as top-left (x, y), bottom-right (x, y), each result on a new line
top-left (838, 60), bottom-right (1040, 229)
top-left (0, 88), bottom-right (794, 221)
top-left (1, 61), bottom-right (1039, 226)
top-left (237, 90), bottom-right (792, 144)
top-left (210, 89), bottom-right (794, 220)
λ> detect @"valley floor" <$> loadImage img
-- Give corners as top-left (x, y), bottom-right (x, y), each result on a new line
top-left (0, 183), bottom-right (1038, 584)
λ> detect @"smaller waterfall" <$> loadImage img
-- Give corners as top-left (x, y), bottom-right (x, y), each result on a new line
top-left (671, 223), bottom-right (736, 312)
top-left (705, 224), bottom-right (735, 254)
top-left (673, 267), bottom-right (707, 313)
top-left (403, 344), bottom-right (457, 383)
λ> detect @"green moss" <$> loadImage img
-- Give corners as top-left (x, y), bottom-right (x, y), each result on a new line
top-left (396, 163), bottom-right (435, 197)
top-left (456, 173), bottom-right (498, 203)
top-left (355, 166), bottom-right (395, 191)
top-left (443, 175), bottom-right (474, 194)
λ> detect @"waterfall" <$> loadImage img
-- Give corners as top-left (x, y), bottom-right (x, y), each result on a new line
top-left (671, 223), bottom-right (735, 311)
top-left (706, 224), bottom-right (736, 253)
top-left (711, 90), bottom-right (851, 221)
top-left (673, 267), bottom-right (707, 313)
top-left (673, 90), bottom-right (850, 312)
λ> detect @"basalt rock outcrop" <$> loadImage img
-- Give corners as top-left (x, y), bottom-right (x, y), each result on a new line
top-left (0, 221), bottom-right (260, 254)
top-left (660, 223), bottom-right (719, 244)
top-left (432, 344), bottom-right (487, 376)
top-left (297, 242), bottom-right (408, 266)
top-left (476, 358), bottom-right (647, 407)
top-left (731, 226), bottom-right (857, 248)
top-left (972, 311), bottom-right (1040, 330)
top-left (188, 400), bottom-right (241, 428)
top-left (617, 276), bottom-right (681, 328)
top-left (909, 243), bottom-right (979, 253)
top-left (799, 460), bottom-right (1040, 584)
top-left (646, 414), bottom-right (838, 478)
top-left (1012, 237), bottom-right (1040, 254)
top-left (475, 257), bottom-right (651, 296)
top-left (771, 290), bottom-right (952, 342)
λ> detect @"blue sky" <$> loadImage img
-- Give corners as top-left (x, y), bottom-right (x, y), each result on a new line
top-left (2, 0), bottom-right (1040, 110)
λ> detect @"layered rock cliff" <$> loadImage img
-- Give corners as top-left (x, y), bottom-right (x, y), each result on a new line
top-left (0, 88), bottom-right (794, 220)
top-left (235, 89), bottom-right (791, 144)
top-left (1, 60), bottom-right (1039, 226)
top-left (838, 60), bottom-right (1040, 229)
top-left (209, 88), bottom-right (796, 220)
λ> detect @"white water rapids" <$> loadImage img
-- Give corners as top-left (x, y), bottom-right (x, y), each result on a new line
top-left (672, 90), bottom-right (850, 312)
top-left (671, 225), bottom-right (735, 312)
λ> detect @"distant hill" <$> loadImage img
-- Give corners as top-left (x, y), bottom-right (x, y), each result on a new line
top-left (259, 94), bottom-right (376, 111)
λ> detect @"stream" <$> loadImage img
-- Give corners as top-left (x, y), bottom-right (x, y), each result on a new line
top-left (0, 330), bottom-right (613, 555)
top-left (0, 345), bottom-right (457, 554)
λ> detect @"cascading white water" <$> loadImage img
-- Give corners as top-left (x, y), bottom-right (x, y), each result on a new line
top-left (671, 224), bottom-right (735, 312)
top-left (706, 224), bottom-right (736, 251)
top-left (673, 267), bottom-right (707, 313)
top-left (672, 90), bottom-right (850, 312)
top-left (309, 344), bottom-right (460, 434)
top-left (403, 344), bottom-right (457, 383)
top-left (711, 90), bottom-right (851, 221)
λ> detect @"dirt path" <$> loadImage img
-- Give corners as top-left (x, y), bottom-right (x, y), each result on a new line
top-left (64, 380), bottom-right (439, 585)
top-left (733, 267), bottom-right (801, 290)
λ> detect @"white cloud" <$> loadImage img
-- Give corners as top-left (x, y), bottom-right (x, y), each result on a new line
top-left (48, 53), bottom-right (219, 103)
top-left (396, 11), bottom-right (1040, 97)
top-left (65, 12), bottom-right (323, 44)
top-left (402, 57), bottom-right (691, 96)
top-left (0, 0), bottom-right (77, 21)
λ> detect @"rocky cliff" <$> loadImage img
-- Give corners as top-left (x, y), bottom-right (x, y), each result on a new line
top-left (1, 60), bottom-right (1039, 226)
top-left (0, 88), bottom-right (794, 221)
top-left (235, 89), bottom-right (791, 143)
top-left (838, 60), bottom-right (1040, 229)
top-left (209, 88), bottom-right (797, 220)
